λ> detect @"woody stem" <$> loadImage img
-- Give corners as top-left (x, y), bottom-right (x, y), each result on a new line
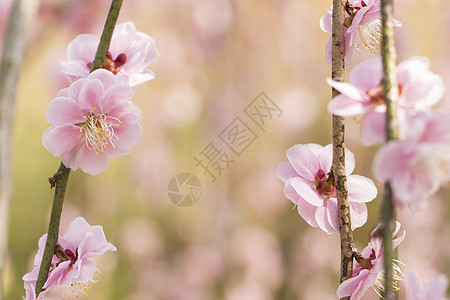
top-left (34, 0), bottom-right (123, 296)
top-left (379, 0), bottom-right (399, 299)
top-left (331, 0), bottom-right (354, 296)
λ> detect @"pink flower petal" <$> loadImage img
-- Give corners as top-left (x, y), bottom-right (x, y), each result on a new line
top-left (87, 68), bottom-right (119, 90)
top-left (405, 269), bottom-right (421, 299)
top-left (343, 33), bottom-right (355, 66)
top-left (109, 101), bottom-right (142, 124)
top-left (318, 144), bottom-right (333, 174)
top-left (42, 124), bottom-right (82, 157)
top-left (60, 60), bottom-right (90, 81)
top-left (127, 70), bottom-right (156, 87)
top-left (347, 175), bottom-right (377, 202)
top-left (277, 162), bottom-right (298, 182)
top-left (422, 275), bottom-right (448, 300)
top-left (100, 82), bottom-right (134, 113)
top-left (327, 79), bottom-right (367, 103)
top-left (349, 202), bottom-right (368, 230)
top-left (45, 260), bottom-right (72, 288)
top-left (59, 138), bottom-right (85, 171)
top-left (315, 204), bottom-right (335, 234)
top-left (347, 5), bottom-right (371, 34)
top-left (286, 144), bottom-right (323, 181)
top-left (283, 181), bottom-right (300, 204)
top-left (345, 148), bottom-right (356, 175)
top-left (289, 177), bottom-right (323, 206)
top-left (324, 37), bottom-right (332, 66)
top-left (73, 259), bottom-right (97, 283)
top-left (78, 225), bottom-right (117, 259)
top-left (78, 78), bottom-right (104, 112)
top-left (107, 122), bottom-right (143, 158)
top-left (336, 269), bottom-right (371, 298)
top-left (325, 198), bottom-right (340, 232)
top-left (67, 77), bottom-right (87, 101)
top-left (109, 22), bottom-right (138, 54)
top-left (66, 34), bottom-right (98, 62)
top-left (349, 56), bottom-right (383, 90)
top-left (62, 217), bottom-right (91, 246)
top-left (373, 141), bottom-right (408, 181)
top-left (76, 143), bottom-right (111, 175)
top-left (319, 9), bottom-right (332, 33)
top-left (351, 271), bottom-right (379, 300)
top-left (296, 197), bottom-right (319, 228)
top-left (45, 97), bottom-right (83, 125)
top-left (360, 107), bottom-right (386, 146)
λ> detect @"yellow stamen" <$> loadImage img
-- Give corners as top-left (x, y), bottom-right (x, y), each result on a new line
top-left (79, 112), bottom-right (121, 157)
top-left (355, 19), bottom-right (382, 53)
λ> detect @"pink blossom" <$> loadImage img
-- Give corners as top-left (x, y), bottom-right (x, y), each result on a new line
top-left (320, 0), bottom-right (401, 66)
top-left (42, 69), bottom-right (142, 175)
top-left (23, 217), bottom-right (116, 299)
top-left (277, 143), bottom-right (377, 234)
top-left (336, 222), bottom-right (406, 299)
top-left (0, 0), bottom-right (12, 57)
top-left (61, 21), bottom-right (159, 87)
top-left (404, 269), bottom-right (448, 300)
top-left (327, 57), bottom-right (445, 145)
top-left (373, 111), bottom-right (450, 211)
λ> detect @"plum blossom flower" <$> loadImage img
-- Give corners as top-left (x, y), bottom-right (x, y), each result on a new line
top-left (327, 56), bottom-right (445, 145)
top-left (61, 21), bottom-right (159, 87)
top-left (404, 269), bottom-right (448, 300)
top-left (23, 217), bottom-right (117, 300)
top-left (277, 143), bottom-right (377, 234)
top-left (320, 0), bottom-right (401, 65)
top-left (336, 222), bottom-right (406, 299)
top-left (42, 69), bottom-right (143, 175)
top-left (373, 110), bottom-right (450, 211)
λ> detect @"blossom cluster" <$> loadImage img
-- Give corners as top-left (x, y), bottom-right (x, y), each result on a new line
top-left (25, 21), bottom-right (158, 299)
top-left (43, 22), bottom-right (158, 175)
top-left (23, 217), bottom-right (116, 299)
top-left (278, 0), bottom-right (449, 298)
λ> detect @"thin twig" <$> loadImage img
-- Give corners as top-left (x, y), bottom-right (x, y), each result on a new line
top-left (0, 0), bottom-right (39, 299)
top-left (34, 0), bottom-right (123, 296)
top-left (331, 0), bottom-right (354, 294)
top-left (379, 0), bottom-right (399, 299)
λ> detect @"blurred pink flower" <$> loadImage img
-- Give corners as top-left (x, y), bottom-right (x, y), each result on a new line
top-left (23, 217), bottom-right (116, 299)
top-left (404, 270), bottom-right (448, 300)
top-left (0, 0), bottom-right (12, 56)
top-left (327, 57), bottom-right (445, 145)
top-left (43, 69), bottom-right (142, 175)
top-left (373, 111), bottom-right (450, 211)
top-left (336, 222), bottom-right (406, 299)
top-left (320, 0), bottom-right (401, 65)
top-left (61, 21), bottom-right (159, 87)
top-left (277, 143), bottom-right (377, 234)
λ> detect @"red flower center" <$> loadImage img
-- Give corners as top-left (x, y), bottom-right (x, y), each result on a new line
top-left (87, 52), bottom-right (127, 75)
top-left (315, 169), bottom-right (336, 198)
top-left (367, 84), bottom-right (403, 105)
top-left (64, 249), bottom-right (78, 265)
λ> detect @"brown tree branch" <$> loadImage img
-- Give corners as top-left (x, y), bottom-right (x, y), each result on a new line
top-left (331, 0), bottom-right (354, 294)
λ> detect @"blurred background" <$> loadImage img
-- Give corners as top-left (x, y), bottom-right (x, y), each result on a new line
top-left (1, 0), bottom-right (450, 299)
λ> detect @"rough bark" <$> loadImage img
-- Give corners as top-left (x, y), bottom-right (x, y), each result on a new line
top-left (331, 0), bottom-right (354, 293)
